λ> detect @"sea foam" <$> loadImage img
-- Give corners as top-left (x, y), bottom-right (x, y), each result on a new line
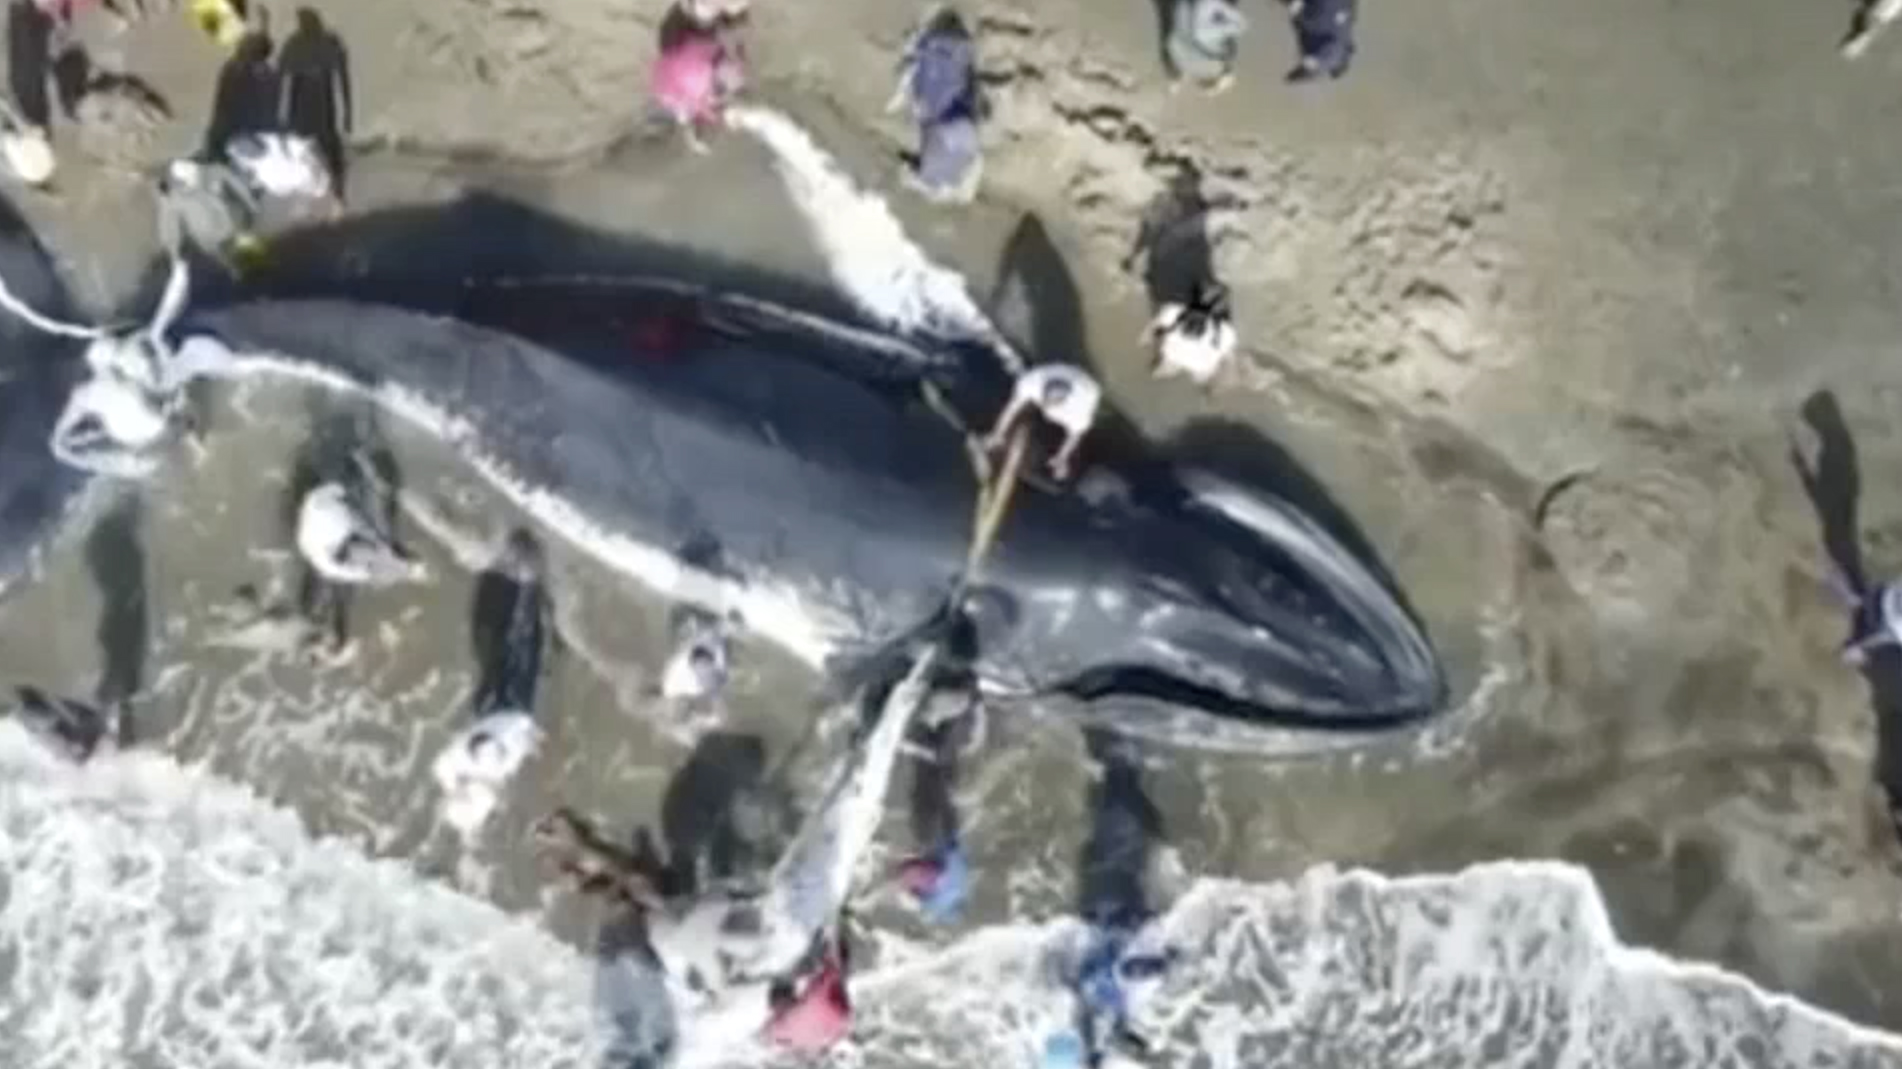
top-left (5, 722), bottom-right (1898, 1069)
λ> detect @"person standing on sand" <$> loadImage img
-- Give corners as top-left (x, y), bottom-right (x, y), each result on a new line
top-left (651, 3), bottom-right (745, 154)
top-left (1283, 0), bottom-right (1357, 83)
top-left (1163, 0), bottom-right (1247, 94)
top-left (1142, 279), bottom-right (1235, 385)
top-left (891, 8), bottom-right (983, 204)
top-left (277, 7), bottom-right (350, 200)
top-left (203, 28), bottom-right (278, 158)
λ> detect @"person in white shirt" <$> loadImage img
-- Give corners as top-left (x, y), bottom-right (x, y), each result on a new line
top-left (982, 363), bottom-right (1102, 480)
top-left (433, 711), bottom-right (543, 837)
top-left (663, 631), bottom-right (729, 701)
top-left (1143, 280), bottom-right (1235, 385)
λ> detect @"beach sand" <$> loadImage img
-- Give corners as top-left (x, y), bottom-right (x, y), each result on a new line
top-left (7, 0), bottom-right (1902, 1043)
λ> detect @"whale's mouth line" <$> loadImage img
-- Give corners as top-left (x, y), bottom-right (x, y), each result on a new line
top-left (1058, 665), bottom-right (1428, 734)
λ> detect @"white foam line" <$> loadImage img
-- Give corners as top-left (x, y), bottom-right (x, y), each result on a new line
top-left (726, 105), bottom-right (1025, 376)
top-left (0, 268), bottom-right (101, 340)
top-left (1192, 860), bottom-right (1902, 1053)
top-left (0, 721), bottom-right (612, 1069)
top-left (17, 700), bottom-right (1899, 1068)
top-left (842, 859), bottom-right (1902, 1067)
top-left (213, 351), bottom-right (857, 674)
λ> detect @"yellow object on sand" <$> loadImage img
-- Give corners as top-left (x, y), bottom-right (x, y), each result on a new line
top-left (190, 0), bottom-right (248, 50)
top-left (229, 232), bottom-right (268, 274)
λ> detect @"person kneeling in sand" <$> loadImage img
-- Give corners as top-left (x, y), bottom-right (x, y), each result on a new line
top-left (892, 8), bottom-right (984, 204)
top-left (983, 363), bottom-right (1102, 481)
top-left (1143, 279), bottom-right (1236, 386)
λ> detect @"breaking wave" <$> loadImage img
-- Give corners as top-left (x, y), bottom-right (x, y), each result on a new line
top-left (5, 722), bottom-right (1897, 1069)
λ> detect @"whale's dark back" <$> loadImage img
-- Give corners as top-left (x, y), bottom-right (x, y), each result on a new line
top-left (0, 214), bottom-right (89, 600)
top-left (188, 280), bottom-right (1446, 747)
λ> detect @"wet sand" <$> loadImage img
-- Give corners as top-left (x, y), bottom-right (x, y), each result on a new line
top-left (8, 0), bottom-right (1902, 1039)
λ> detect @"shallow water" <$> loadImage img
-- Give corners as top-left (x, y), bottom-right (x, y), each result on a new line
top-left (3, 119), bottom-right (1901, 1068)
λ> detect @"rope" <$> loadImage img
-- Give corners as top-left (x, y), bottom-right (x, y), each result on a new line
top-left (964, 422), bottom-right (1029, 580)
top-left (0, 271), bottom-right (102, 341)
top-left (916, 378), bottom-right (1033, 586)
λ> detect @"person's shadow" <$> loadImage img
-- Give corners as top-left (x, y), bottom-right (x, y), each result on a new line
top-left (1144, 0), bottom-right (1178, 75)
top-left (630, 730), bottom-right (771, 898)
top-left (51, 43), bottom-right (170, 124)
top-left (84, 492), bottom-right (146, 747)
top-left (7, 0), bottom-right (55, 132)
top-left (988, 211), bottom-right (1151, 475)
top-left (1790, 388), bottom-right (1902, 837)
top-left (278, 6), bottom-right (350, 198)
top-left (1075, 728), bottom-right (1164, 930)
top-left (1124, 160), bottom-right (1217, 312)
top-left (204, 27), bottom-right (277, 157)
top-left (468, 528), bottom-right (550, 718)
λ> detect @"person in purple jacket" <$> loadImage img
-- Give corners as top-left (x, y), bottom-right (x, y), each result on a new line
top-left (1284, 0), bottom-right (1357, 83)
top-left (890, 6), bottom-right (983, 203)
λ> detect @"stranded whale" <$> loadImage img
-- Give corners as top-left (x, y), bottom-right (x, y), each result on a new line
top-left (3, 254), bottom-right (1446, 752)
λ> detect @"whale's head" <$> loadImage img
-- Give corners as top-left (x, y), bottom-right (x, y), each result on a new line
top-left (981, 467), bottom-right (1447, 751)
